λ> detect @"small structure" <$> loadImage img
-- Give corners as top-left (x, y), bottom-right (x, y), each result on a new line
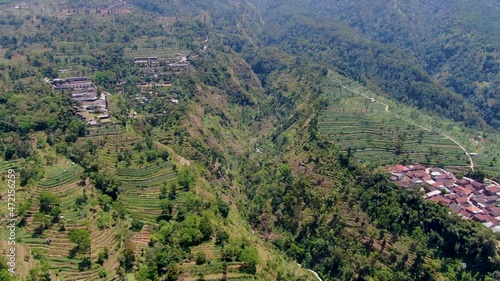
top-left (424, 190), bottom-right (441, 199)
top-left (76, 112), bottom-right (86, 120)
top-left (98, 114), bottom-right (110, 120)
top-left (486, 185), bottom-right (500, 196)
top-left (488, 206), bottom-right (500, 218)
top-left (87, 120), bottom-right (98, 126)
top-left (429, 195), bottom-right (452, 206)
top-left (134, 57), bottom-right (159, 67)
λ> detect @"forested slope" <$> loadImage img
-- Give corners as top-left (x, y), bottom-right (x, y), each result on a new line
top-left (247, 0), bottom-right (499, 129)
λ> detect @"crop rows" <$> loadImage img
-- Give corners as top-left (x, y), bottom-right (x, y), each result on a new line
top-left (319, 105), bottom-right (468, 168)
top-left (117, 162), bottom-right (177, 224)
top-left (116, 161), bottom-right (172, 177)
top-left (39, 164), bottom-right (83, 188)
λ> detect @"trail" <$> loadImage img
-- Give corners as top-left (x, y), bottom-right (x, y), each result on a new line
top-left (297, 264), bottom-right (323, 281)
top-left (338, 82), bottom-right (389, 112)
top-left (334, 76), bottom-right (475, 171)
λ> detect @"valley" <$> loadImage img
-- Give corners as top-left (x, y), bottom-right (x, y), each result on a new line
top-left (0, 0), bottom-right (499, 281)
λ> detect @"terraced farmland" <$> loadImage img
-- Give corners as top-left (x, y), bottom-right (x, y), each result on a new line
top-left (20, 161), bottom-right (121, 281)
top-left (117, 162), bottom-right (177, 224)
top-left (319, 76), bottom-right (470, 172)
top-left (38, 163), bottom-right (84, 188)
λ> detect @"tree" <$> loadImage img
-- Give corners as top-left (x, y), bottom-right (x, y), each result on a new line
top-left (215, 231), bottom-right (230, 246)
top-left (69, 229), bottom-right (91, 254)
top-left (168, 182), bottom-right (177, 200)
top-left (238, 246), bottom-right (259, 274)
top-left (195, 251), bottom-right (207, 265)
top-left (199, 215), bottom-right (213, 240)
top-left (177, 168), bottom-right (195, 191)
top-left (98, 194), bottom-right (113, 211)
top-left (39, 192), bottom-right (61, 214)
top-left (160, 199), bottom-right (173, 216)
top-left (137, 265), bottom-right (153, 281)
top-left (33, 213), bottom-right (51, 235)
top-left (217, 198), bottom-right (230, 218)
top-left (3, 49), bottom-right (13, 59)
top-left (120, 241), bottom-right (135, 270)
top-left (96, 248), bottom-right (109, 265)
top-left (91, 173), bottom-right (122, 200)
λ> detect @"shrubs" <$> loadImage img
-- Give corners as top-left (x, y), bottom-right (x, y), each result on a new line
top-left (68, 229), bottom-right (91, 254)
top-left (195, 251), bottom-right (207, 265)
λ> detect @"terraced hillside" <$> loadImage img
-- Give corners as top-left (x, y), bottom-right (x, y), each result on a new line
top-left (117, 161), bottom-right (177, 224)
top-left (13, 158), bottom-right (122, 280)
top-left (319, 72), bottom-right (472, 173)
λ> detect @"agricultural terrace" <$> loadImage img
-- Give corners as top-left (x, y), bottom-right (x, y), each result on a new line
top-left (124, 37), bottom-right (190, 61)
top-left (319, 74), bottom-right (471, 173)
top-left (83, 124), bottom-right (178, 224)
top-left (117, 161), bottom-right (177, 224)
top-left (18, 158), bottom-right (121, 280)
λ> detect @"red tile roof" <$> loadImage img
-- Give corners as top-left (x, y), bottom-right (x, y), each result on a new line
top-left (443, 179), bottom-right (456, 188)
top-left (488, 206), bottom-right (500, 217)
top-left (429, 195), bottom-right (452, 206)
top-left (452, 186), bottom-right (473, 197)
top-left (432, 181), bottom-right (444, 188)
top-left (465, 205), bottom-right (483, 215)
top-left (389, 164), bottom-right (408, 174)
top-left (422, 175), bottom-right (432, 182)
top-left (471, 181), bottom-right (485, 189)
top-left (408, 164), bottom-right (426, 171)
top-left (459, 210), bottom-right (471, 218)
top-left (473, 214), bottom-right (490, 223)
top-left (486, 185), bottom-right (500, 194)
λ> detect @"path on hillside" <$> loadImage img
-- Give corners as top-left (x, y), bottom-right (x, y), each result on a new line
top-left (333, 76), bottom-right (475, 171)
top-left (338, 82), bottom-right (390, 112)
top-left (297, 264), bottom-right (323, 281)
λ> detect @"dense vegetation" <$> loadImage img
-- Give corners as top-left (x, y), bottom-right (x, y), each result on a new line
top-left (247, 0), bottom-right (499, 129)
top-left (0, 0), bottom-right (499, 280)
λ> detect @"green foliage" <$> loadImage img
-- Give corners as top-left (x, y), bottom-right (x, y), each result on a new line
top-left (120, 241), bottom-right (136, 271)
top-left (215, 231), bottom-right (230, 246)
top-left (39, 191), bottom-right (61, 215)
top-left (68, 229), bottom-right (91, 254)
top-left (91, 173), bottom-right (122, 200)
top-left (137, 265), bottom-right (153, 281)
top-left (195, 251), bottom-right (207, 265)
top-left (217, 198), bottom-right (230, 218)
top-left (177, 168), bottom-right (195, 191)
top-left (131, 220), bottom-right (144, 232)
top-left (96, 247), bottom-right (109, 266)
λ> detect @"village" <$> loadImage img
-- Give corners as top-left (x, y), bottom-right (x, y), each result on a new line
top-left (49, 76), bottom-right (111, 126)
top-left (45, 53), bottom-right (190, 126)
top-left (389, 164), bottom-right (500, 232)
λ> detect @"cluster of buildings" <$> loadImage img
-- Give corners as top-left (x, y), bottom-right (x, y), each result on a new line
top-left (389, 164), bottom-right (500, 232)
top-left (51, 77), bottom-right (109, 126)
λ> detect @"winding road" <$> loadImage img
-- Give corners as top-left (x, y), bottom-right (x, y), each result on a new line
top-left (334, 76), bottom-right (475, 171)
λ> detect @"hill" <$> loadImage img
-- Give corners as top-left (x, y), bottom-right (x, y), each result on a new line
top-left (247, 0), bottom-right (499, 129)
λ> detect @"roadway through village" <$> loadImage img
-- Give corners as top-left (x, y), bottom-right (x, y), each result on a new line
top-left (334, 76), bottom-right (475, 171)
